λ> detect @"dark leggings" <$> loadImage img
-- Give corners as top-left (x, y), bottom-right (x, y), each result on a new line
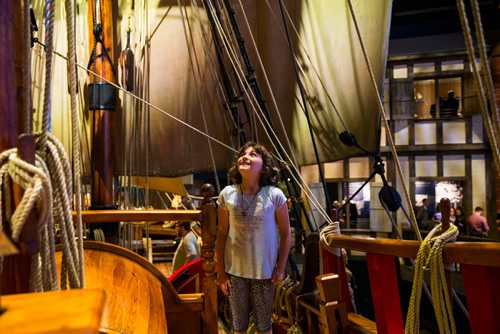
top-left (228, 275), bottom-right (276, 333)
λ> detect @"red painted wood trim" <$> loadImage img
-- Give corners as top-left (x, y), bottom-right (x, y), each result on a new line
top-left (461, 264), bottom-right (500, 334)
top-left (321, 248), bottom-right (354, 312)
top-left (366, 253), bottom-right (404, 334)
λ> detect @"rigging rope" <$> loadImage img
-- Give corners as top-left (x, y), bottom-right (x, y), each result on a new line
top-left (456, 0), bottom-right (500, 171)
top-left (31, 0), bottom-right (84, 289)
top-left (405, 223), bottom-right (459, 334)
top-left (265, 0), bottom-right (352, 136)
top-left (191, 1), bottom-right (242, 151)
top-left (277, 0), bottom-right (332, 215)
top-left (203, 0), bottom-right (331, 229)
top-left (469, 0), bottom-right (500, 137)
top-left (178, 2), bottom-right (221, 193)
top-left (0, 0), bottom-right (83, 293)
top-left (346, 0), bottom-right (421, 237)
top-left (35, 3), bottom-right (335, 231)
top-left (64, 0), bottom-right (85, 287)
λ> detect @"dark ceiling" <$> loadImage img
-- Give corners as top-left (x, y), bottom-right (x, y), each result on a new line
top-left (390, 0), bottom-right (499, 40)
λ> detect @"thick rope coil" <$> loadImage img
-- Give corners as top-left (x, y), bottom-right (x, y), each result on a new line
top-left (0, 148), bottom-right (59, 291)
top-left (320, 220), bottom-right (358, 313)
top-left (405, 223), bottom-right (459, 334)
top-left (272, 275), bottom-right (291, 321)
top-left (319, 220), bottom-right (341, 256)
top-left (36, 132), bottom-right (83, 289)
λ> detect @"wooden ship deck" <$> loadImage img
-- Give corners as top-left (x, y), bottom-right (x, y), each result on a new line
top-left (1, 1), bottom-right (499, 333)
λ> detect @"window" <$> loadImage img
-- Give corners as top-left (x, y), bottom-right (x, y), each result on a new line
top-left (413, 77), bottom-right (462, 119)
top-left (415, 180), bottom-right (464, 213)
top-left (414, 79), bottom-right (435, 119)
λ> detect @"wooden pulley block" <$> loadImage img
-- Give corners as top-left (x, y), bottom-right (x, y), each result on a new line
top-left (119, 46), bottom-right (134, 92)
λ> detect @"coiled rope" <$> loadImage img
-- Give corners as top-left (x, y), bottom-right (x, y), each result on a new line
top-left (320, 220), bottom-right (357, 312)
top-left (36, 132), bottom-right (83, 289)
top-left (319, 220), bottom-right (341, 257)
top-left (0, 149), bottom-right (58, 291)
top-left (405, 223), bottom-right (459, 334)
top-left (0, 0), bottom-right (84, 291)
top-left (30, 0), bottom-right (84, 290)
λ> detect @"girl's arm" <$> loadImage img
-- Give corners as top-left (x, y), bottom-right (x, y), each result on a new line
top-left (272, 202), bottom-right (291, 284)
top-left (216, 206), bottom-right (231, 295)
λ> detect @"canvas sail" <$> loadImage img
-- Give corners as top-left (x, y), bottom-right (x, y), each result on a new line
top-left (30, 0), bottom-right (392, 178)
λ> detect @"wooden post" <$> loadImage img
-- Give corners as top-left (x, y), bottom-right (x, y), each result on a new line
top-left (321, 248), bottom-right (355, 313)
top-left (0, 1), bottom-right (39, 295)
top-left (438, 197), bottom-right (454, 308)
top-left (0, 1), bottom-right (18, 150)
top-left (88, 0), bottom-right (116, 207)
top-left (439, 197), bottom-right (451, 231)
top-left (200, 184), bottom-right (217, 334)
top-left (315, 273), bottom-right (348, 334)
top-left (87, 0), bottom-right (117, 242)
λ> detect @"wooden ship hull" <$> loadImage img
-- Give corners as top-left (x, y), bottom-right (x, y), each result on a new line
top-left (1, 1), bottom-right (499, 334)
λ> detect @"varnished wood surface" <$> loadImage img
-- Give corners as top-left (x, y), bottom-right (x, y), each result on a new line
top-left (200, 196), bottom-right (218, 334)
top-left (347, 313), bottom-right (377, 333)
top-left (73, 209), bottom-right (202, 223)
top-left (0, 1), bottom-right (17, 151)
top-left (55, 241), bottom-right (206, 333)
top-left (327, 235), bottom-right (500, 266)
top-left (55, 242), bottom-right (170, 334)
top-left (148, 225), bottom-right (178, 236)
top-left (0, 288), bottom-right (105, 334)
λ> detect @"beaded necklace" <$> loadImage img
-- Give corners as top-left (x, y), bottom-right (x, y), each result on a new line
top-left (240, 185), bottom-right (260, 216)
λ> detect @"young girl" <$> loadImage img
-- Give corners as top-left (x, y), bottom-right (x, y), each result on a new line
top-left (216, 142), bottom-right (291, 334)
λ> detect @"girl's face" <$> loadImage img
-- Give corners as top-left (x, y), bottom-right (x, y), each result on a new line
top-left (450, 208), bottom-right (455, 216)
top-left (238, 146), bottom-right (263, 177)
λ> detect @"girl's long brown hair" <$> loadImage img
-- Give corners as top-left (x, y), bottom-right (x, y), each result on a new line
top-left (228, 142), bottom-right (280, 186)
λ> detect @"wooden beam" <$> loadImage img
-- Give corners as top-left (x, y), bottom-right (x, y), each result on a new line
top-left (327, 235), bottom-right (500, 266)
top-left (380, 143), bottom-right (487, 154)
top-left (73, 209), bottom-right (202, 223)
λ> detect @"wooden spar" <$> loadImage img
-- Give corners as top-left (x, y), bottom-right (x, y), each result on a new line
top-left (0, 1), bottom-right (38, 295)
top-left (87, 0), bottom-right (116, 211)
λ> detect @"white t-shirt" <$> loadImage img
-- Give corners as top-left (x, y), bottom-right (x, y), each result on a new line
top-left (218, 185), bottom-right (286, 279)
top-left (172, 231), bottom-right (200, 271)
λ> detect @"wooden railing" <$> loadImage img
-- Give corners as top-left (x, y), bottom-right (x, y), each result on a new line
top-left (73, 209), bottom-right (203, 224)
top-left (322, 235), bottom-right (500, 334)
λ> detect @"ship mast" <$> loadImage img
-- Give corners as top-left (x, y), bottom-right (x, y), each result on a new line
top-left (87, 0), bottom-right (118, 241)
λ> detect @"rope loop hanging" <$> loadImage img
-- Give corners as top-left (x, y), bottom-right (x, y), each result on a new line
top-left (405, 223), bottom-right (459, 334)
top-left (0, 148), bottom-right (59, 291)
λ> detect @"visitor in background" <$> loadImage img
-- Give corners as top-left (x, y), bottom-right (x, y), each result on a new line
top-left (172, 221), bottom-right (200, 271)
top-left (468, 206), bottom-right (489, 237)
top-left (430, 202), bottom-right (442, 230)
top-left (415, 198), bottom-right (431, 230)
top-left (455, 207), bottom-right (467, 234)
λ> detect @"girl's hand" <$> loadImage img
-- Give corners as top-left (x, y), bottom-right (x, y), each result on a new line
top-left (217, 272), bottom-right (231, 296)
top-left (271, 266), bottom-right (285, 285)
